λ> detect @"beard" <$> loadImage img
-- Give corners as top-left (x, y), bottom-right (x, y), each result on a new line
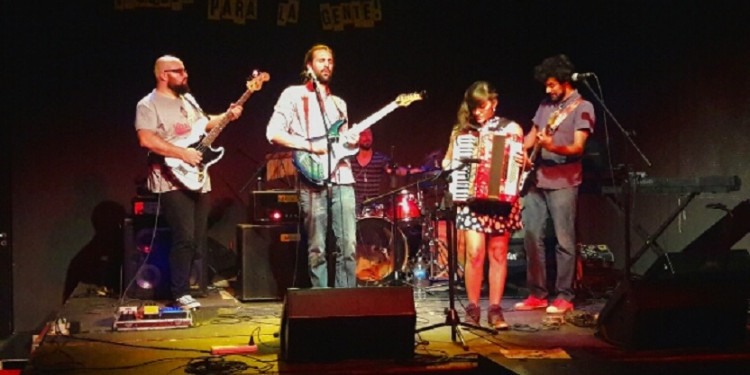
top-left (359, 142), bottom-right (372, 150)
top-left (316, 70), bottom-right (332, 84)
top-left (169, 82), bottom-right (190, 96)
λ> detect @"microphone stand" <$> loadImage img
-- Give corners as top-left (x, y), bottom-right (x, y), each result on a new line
top-left (239, 161), bottom-right (266, 195)
top-left (309, 73), bottom-right (341, 287)
top-left (579, 77), bottom-right (651, 284)
top-left (413, 164), bottom-right (496, 349)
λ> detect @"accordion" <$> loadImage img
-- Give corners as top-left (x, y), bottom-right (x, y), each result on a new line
top-left (449, 128), bottom-right (523, 204)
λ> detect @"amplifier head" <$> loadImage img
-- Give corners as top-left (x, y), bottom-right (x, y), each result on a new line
top-left (252, 190), bottom-right (300, 224)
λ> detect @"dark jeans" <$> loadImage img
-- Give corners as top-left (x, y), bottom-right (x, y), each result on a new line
top-left (521, 186), bottom-right (578, 302)
top-left (160, 190), bottom-right (210, 299)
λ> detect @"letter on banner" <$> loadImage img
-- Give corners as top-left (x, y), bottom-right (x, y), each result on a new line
top-left (208, 0), bottom-right (221, 20)
top-left (287, 0), bottom-right (299, 23)
top-left (359, 0), bottom-right (375, 28)
top-left (245, 0), bottom-right (257, 20)
top-left (220, 0), bottom-right (233, 20)
top-left (330, 4), bottom-right (343, 31)
top-left (371, 0), bottom-right (382, 21)
top-left (277, 2), bottom-right (289, 26)
top-left (340, 3), bottom-right (354, 26)
top-left (320, 3), bottom-right (333, 31)
top-left (232, 0), bottom-right (246, 24)
top-left (170, 0), bottom-right (184, 11)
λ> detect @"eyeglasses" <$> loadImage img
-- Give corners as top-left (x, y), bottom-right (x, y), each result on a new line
top-left (164, 68), bottom-right (187, 75)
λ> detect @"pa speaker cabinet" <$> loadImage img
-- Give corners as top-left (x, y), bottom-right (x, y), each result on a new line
top-left (237, 223), bottom-right (309, 301)
top-left (280, 287), bottom-right (416, 362)
top-left (122, 217), bottom-right (172, 300)
top-left (597, 273), bottom-right (749, 349)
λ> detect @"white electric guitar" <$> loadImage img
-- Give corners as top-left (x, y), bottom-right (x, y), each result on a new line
top-left (164, 71), bottom-right (269, 190)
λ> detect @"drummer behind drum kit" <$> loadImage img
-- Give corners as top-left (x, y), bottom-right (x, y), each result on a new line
top-left (354, 170), bottom-right (451, 286)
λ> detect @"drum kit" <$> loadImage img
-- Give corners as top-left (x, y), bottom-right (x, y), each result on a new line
top-left (354, 169), bottom-right (451, 286)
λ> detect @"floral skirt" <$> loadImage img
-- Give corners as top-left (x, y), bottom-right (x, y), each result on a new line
top-left (455, 199), bottom-right (522, 235)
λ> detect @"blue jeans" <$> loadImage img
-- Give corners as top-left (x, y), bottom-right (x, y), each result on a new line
top-left (521, 186), bottom-right (578, 302)
top-left (160, 190), bottom-right (210, 299)
top-left (298, 184), bottom-right (357, 288)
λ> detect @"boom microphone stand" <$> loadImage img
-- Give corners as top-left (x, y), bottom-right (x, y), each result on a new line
top-left (308, 69), bottom-right (345, 287)
top-left (578, 75), bottom-right (651, 283)
top-left (414, 167), bottom-right (495, 349)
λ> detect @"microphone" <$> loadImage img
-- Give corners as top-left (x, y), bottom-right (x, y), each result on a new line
top-left (571, 72), bottom-right (595, 81)
top-left (306, 66), bottom-right (317, 80)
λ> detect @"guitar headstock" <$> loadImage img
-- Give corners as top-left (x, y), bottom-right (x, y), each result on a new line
top-left (246, 70), bottom-right (270, 91)
top-left (395, 91), bottom-right (426, 107)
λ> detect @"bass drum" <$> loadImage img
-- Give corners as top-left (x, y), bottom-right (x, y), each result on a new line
top-left (355, 218), bottom-right (408, 286)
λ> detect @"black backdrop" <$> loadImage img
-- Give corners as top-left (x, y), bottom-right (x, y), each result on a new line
top-left (3, 0), bottom-right (749, 332)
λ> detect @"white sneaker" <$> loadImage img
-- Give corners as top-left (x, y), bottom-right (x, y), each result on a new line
top-left (175, 295), bottom-right (201, 310)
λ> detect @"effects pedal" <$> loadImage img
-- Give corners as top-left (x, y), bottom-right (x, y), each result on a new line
top-left (113, 305), bottom-right (192, 331)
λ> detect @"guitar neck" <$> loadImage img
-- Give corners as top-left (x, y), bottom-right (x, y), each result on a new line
top-left (201, 88), bottom-right (255, 146)
top-left (347, 101), bottom-right (400, 135)
top-left (528, 141), bottom-right (543, 163)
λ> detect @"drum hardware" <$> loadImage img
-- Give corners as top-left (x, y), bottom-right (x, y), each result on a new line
top-left (356, 169), bottom-right (440, 286)
top-left (420, 214), bottom-right (449, 281)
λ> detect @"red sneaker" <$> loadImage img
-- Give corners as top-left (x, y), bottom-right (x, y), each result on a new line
top-left (513, 296), bottom-right (548, 311)
top-left (546, 299), bottom-right (574, 314)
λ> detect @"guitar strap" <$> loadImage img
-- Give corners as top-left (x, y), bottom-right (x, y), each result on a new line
top-left (537, 97), bottom-right (585, 166)
top-left (547, 97), bottom-right (583, 130)
top-left (181, 94), bottom-right (210, 131)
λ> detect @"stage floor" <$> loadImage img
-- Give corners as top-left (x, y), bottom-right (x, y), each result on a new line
top-left (17, 282), bottom-right (750, 375)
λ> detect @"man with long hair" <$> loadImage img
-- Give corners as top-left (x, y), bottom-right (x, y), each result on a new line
top-left (266, 45), bottom-right (358, 288)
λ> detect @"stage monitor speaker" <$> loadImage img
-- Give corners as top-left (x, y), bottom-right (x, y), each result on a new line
top-left (597, 251), bottom-right (750, 350)
top-left (237, 223), bottom-right (309, 301)
top-left (280, 287), bottom-right (416, 362)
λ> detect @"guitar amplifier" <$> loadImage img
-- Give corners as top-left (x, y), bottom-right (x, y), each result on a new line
top-left (132, 195), bottom-right (161, 217)
top-left (252, 190), bottom-right (300, 224)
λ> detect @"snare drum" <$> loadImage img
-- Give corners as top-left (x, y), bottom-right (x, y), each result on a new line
top-left (355, 218), bottom-right (408, 286)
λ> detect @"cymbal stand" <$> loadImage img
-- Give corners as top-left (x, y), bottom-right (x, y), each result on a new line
top-left (417, 186), bottom-right (448, 281)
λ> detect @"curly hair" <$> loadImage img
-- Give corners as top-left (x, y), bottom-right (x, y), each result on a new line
top-left (533, 54), bottom-right (576, 84)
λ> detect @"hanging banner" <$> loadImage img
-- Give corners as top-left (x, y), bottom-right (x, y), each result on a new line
top-left (277, 0), bottom-right (300, 26)
top-left (114, 0), bottom-right (194, 11)
top-left (320, 0), bottom-right (381, 31)
top-left (114, 0), bottom-right (382, 29)
top-left (207, 0), bottom-right (258, 24)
